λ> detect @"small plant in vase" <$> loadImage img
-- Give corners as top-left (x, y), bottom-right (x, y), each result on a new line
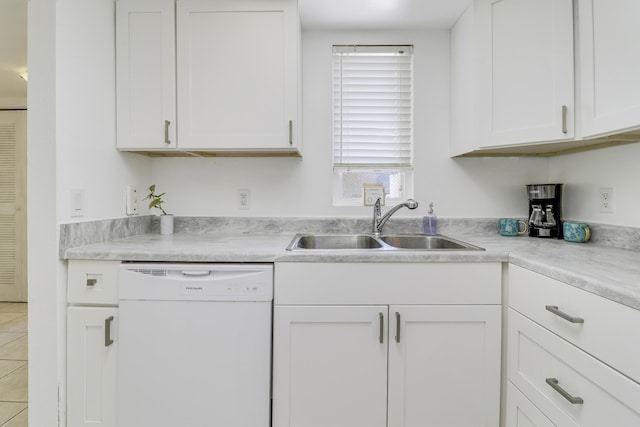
top-left (145, 185), bottom-right (173, 234)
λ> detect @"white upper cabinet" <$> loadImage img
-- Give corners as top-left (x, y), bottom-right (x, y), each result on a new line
top-left (578, 0), bottom-right (640, 138)
top-left (477, 0), bottom-right (574, 147)
top-left (116, 0), bottom-right (301, 155)
top-left (176, 0), bottom-right (300, 152)
top-left (451, 0), bottom-right (575, 156)
top-left (116, 0), bottom-right (176, 151)
top-left (452, 0), bottom-right (640, 156)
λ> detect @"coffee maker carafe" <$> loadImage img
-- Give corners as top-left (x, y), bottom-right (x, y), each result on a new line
top-left (526, 184), bottom-right (563, 238)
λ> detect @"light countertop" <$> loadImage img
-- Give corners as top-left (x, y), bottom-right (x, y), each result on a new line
top-left (64, 229), bottom-right (640, 311)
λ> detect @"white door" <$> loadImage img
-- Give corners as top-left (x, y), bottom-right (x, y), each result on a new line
top-left (477, 0), bottom-right (574, 147)
top-left (67, 307), bottom-right (118, 427)
top-left (579, 0), bottom-right (640, 137)
top-left (387, 305), bottom-right (502, 427)
top-left (116, 0), bottom-right (176, 150)
top-left (176, 0), bottom-right (299, 151)
top-left (0, 110), bottom-right (27, 302)
top-left (272, 305), bottom-right (388, 427)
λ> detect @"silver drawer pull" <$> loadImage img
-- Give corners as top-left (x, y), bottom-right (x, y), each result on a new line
top-left (379, 312), bottom-right (384, 344)
top-left (164, 120), bottom-right (171, 144)
top-left (395, 312), bottom-right (401, 343)
top-left (105, 316), bottom-right (114, 347)
top-left (86, 278), bottom-right (97, 287)
top-left (546, 378), bottom-right (584, 404)
top-left (288, 120), bottom-right (293, 145)
top-left (545, 305), bottom-right (584, 324)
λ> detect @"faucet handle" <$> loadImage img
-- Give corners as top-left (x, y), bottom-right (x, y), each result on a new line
top-left (374, 197), bottom-right (382, 213)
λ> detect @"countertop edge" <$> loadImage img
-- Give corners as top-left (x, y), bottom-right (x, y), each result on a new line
top-left (63, 233), bottom-right (640, 312)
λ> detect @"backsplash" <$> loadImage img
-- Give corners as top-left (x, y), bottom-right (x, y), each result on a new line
top-left (59, 215), bottom-right (640, 256)
top-left (58, 215), bottom-right (152, 258)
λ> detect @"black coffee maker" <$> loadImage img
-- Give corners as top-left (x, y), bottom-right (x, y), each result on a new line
top-left (526, 184), bottom-right (563, 238)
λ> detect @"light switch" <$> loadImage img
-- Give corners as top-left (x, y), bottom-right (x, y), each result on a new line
top-left (70, 189), bottom-right (85, 217)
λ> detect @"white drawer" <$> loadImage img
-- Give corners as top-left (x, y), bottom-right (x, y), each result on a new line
top-left (275, 262), bottom-right (501, 305)
top-left (507, 309), bottom-right (640, 427)
top-left (68, 260), bottom-right (120, 305)
top-left (509, 264), bottom-right (640, 383)
top-left (506, 381), bottom-right (572, 427)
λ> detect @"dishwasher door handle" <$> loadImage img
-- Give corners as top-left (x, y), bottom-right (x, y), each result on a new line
top-left (181, 270), bottom-right (211, 277)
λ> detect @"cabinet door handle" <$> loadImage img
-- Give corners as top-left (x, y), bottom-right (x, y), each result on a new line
top-left (379, 312), bottom-right (384, 343)
top-left (546, 378), bottom-right (584, 404)
top-left (288, 120), bottom-right (293, 145)
top-left (164, 120), bottom-right (171, 144)
top-left (561, 105), bottom-right (568, 134)
top-left (395, 312), bottom-right (401, 343)
top-left (105, 316), bottom-right (114, 347)
top-left (86, 278), bottom-right (97, 287)
top-left (545, 305), bottom-right (584, 324)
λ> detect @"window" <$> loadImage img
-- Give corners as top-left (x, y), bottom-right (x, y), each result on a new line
top-left (332, 45), bottom-right (414, 206)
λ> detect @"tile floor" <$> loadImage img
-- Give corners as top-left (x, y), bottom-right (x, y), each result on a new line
top-left (0, 303), bottom-right (27, 427)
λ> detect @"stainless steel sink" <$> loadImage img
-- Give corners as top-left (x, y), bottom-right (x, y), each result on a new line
top-left (286, 233), bottom-right (483, 251)
top-left (380, 234), bottom-right (484, 251)
top-left (287, 234), bottom-right (384, 250)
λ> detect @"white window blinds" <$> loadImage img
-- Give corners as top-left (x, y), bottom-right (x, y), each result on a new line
top-left (333, 45), bottom-right (414, 167)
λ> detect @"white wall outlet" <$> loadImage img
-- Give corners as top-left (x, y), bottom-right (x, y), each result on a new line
top-left (69, 189), bottom-right (85, 217)
top-left (598, 187), bottom-right (614, 213)
top-left (238, 189), bottom-right (250, 210)
top-left (126, 185), bottom-right (140, 216)
top-left (363, 184), bottom-right (385, 206)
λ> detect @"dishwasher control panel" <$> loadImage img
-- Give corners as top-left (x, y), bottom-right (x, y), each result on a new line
top-left (119, 263), bottom-right (273, 302)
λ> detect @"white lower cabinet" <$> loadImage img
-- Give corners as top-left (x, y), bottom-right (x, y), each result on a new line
top-left (67, 260), bottom-right (120, 427)
top-left (273, 305), bottom-right (388, 427)
top-left (387, 305), bottom-right (501, 427)
top-left (272, 262), bottom-right (502, 427)
top-left (506, 264), bottom-right (640, 427)
top-left (67, 307), bottom-right (118, 427)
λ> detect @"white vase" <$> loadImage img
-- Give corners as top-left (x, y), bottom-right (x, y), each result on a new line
top-left (160, 214), bottom-right (174, 235)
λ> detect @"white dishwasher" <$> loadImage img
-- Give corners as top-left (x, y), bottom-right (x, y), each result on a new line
top-left (118, 263), bottom-right (273, 427)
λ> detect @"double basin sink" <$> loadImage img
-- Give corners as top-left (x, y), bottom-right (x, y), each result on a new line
top-left (287, 233), bottom-right (484, 251)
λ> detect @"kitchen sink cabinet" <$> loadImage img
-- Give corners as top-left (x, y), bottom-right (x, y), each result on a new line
top-left (577, 0), bottom-right (640, 138)
top-left (273, 305), bottom-right (389, 427)
top-left (272, 262), bottom-right (502, 427)
top-left (506, 264), bottom-right (640, 426)
top-left (66, 260), bottom-right (121, 427)
top-left (387, 304), bottom-right (501, 427)
top-left (116, 0), bottom-right (301, 155)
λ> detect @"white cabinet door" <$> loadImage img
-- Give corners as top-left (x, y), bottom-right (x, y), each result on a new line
top-left (176, 0), bottom-right (299, 152)
top-left (67, 307), bottom-right (118, 427)
top-left (272, 305), bottom-right (388, 427)
top-left (477, 0), bottom-right (574, 147)
top-left (579, 0), bottom-right (640, 137)
top-left (116, 0), bottom-right (176, 150)
top-left (387, 305), bottom-right (501, 427)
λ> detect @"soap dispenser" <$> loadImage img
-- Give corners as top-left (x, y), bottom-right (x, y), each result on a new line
top-left (423, 202), bottom-right (438, 235)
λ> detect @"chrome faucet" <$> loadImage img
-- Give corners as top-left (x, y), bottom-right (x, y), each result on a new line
top-left (372, 198), bottom-right (419, 237)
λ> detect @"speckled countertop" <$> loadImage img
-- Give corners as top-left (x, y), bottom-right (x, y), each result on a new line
top-left (62, 216), bottom-right (640, 311)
